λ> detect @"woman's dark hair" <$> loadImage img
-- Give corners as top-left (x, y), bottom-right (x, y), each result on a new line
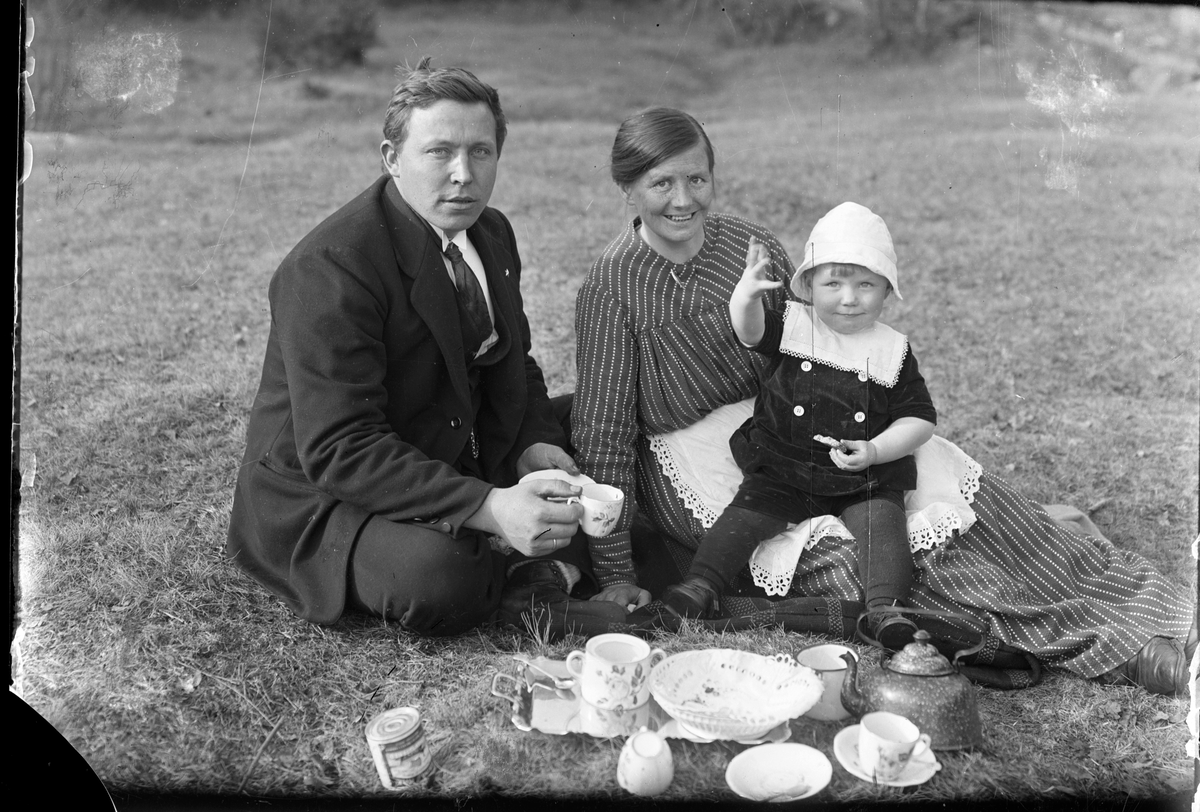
top-left (610, 107), bottom-right (715, 187)
top-left (383, 57), bottom-right (507, 155)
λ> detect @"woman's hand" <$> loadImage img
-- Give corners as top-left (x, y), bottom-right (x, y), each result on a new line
top-left (831, 440), bottom-right (877, 472)
top-left (591, 583), bottom-right (652, 612)
top-left (516, 442), bottom-right (580, 479)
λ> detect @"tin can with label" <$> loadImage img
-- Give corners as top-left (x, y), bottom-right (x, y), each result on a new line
top-left (365, 707), bottom-right (433, 789)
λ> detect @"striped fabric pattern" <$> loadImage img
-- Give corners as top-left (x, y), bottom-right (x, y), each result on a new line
top-left (648, 463), bottom-right (1190, 676)
top-left (574, 214), bottom-right (1193, 677)
top-left (909, 473), bottom-right (1191, 676)
top-left (573, 213), bottom-right (796, 587)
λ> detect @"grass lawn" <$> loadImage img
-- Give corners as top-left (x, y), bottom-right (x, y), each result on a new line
top-left (15, 0), bottom-right (1197, 807)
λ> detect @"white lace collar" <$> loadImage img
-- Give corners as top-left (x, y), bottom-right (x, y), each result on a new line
top-left (777, 301), bottom-right (908, 387)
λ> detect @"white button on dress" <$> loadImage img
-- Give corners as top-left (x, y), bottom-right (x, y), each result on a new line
top-left (793, 405), bottom-right (805, 417)
top-left (854, 411), bottom-right (866, 422)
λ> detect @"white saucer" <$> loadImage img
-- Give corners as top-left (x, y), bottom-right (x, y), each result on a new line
top-left (659, 718), bottom-right (791, 745)
top-left (833, 725), bottom-right (941, 787)
top-left (726, 743), bottom-right (832, 802)
top-left (518, 469), bottom-right (596, 488)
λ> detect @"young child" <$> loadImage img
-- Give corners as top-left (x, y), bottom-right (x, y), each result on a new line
top-left (661, 202), bottom-right (937, 650)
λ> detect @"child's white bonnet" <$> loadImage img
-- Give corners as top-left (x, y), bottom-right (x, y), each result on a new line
top-left (792, 202), bottom-right (901, 299)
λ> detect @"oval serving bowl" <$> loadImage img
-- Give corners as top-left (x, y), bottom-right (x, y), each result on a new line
top-left (648, 649), bottom-right (823, 740)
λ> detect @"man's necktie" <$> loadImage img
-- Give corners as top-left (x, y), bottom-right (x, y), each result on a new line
top-left (443, 241), bottom-right (493, 358)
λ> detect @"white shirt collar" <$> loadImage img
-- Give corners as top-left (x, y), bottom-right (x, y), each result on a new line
top-left (432, 225), bottom-right (461, 251)
top-left (777, 301), bottom-right (908, 387)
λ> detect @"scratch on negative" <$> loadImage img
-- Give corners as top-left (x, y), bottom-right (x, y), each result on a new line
top-left (777, 63), bottom-right (816, 167)
top-left (41, 266), bottom-right (94, 296)
top-left (185, 0), bottom-right (274, 288)
top-left (653, 0), bottom-right (698, 102)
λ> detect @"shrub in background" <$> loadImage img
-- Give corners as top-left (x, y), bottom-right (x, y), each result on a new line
top-left (258, 0), bottom-right (380, 72)
top-left (862, 0), bottom-right (990, 55)
top-left (97, 0), bottom-right (242, 15)
top-left (379, 0), bottom-right (474, 6)
top-left (715, 0), bottom-right (988, 53)
top-left (26, 0), bottom-right (107, 132)
top-left (719, 0), bottom-right (850, 46)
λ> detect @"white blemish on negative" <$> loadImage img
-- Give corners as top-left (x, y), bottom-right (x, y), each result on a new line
top-left (78, 31), bottom-right (181, 115)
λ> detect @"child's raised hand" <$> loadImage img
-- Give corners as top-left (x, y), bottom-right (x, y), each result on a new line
top-left (831, 440), bottom-right (877, 472)
top-left (729, 236), bottom-right (781, 345)
top-left (735, 236), bottom-right (783, 299)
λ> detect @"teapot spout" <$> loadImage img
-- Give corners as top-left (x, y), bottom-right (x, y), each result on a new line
top-left (839, 652), bottom-right (867, 717)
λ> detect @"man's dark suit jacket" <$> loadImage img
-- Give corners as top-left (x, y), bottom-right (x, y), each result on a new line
top-left (227, 175), bottom-right (565, 623)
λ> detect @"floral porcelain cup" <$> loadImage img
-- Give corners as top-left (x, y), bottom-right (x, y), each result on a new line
top-left (858, 711), bottom-right (932, 783)
top-left (566, 483), bottom-right (624, 537)
top-left (566, 633), bottom-right (665, 711)
top-left (577, 700), bottom-right (652, 738)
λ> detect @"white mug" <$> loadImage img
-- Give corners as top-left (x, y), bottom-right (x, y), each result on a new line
top-left (567, 483), bottom-right (624, 537)
top-left (565, 633), bottom-right (664, 711)
top-left (795, 644), bottom-right (858, 721)
top-left (858, 711), bottom-right (932, 783)
top-left (617, 728), bottom-right (674, 796)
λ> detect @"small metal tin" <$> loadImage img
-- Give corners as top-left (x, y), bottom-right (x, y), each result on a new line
top-left (365, 707), bottom-right (434, 789)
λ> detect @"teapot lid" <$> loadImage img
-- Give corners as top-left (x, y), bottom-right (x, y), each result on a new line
top-left (885, 630), bottom-right (955, 676)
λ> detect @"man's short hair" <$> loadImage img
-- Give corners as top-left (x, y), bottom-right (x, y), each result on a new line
top-left (382, 57), bottom-right (507, 155)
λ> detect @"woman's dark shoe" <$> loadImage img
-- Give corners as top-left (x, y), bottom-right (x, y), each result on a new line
top-left (1099, 632), bottom-right (1195, 697)
top-left (868, 604), bottom-right (919, 651)
top-left (661, 577), bottom-right (719, 620)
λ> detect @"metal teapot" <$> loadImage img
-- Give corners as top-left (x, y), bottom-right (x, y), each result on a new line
top-left (840, 629), bottom-right (984, 750)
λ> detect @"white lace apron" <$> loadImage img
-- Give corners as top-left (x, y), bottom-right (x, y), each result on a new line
top-left (648, 398), bottom-right (982, 596)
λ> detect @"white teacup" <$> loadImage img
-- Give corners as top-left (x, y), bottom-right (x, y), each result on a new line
top-left (858, 711), bottom-right (932, 783)
top-left (565, 633), bottom-right (664, 711)
top-left (795, 644), bottom-right (858, 721)
top-left (577, 700), bottom-right (651, 738)
top-left (566, 483), bottom-right (624, 537)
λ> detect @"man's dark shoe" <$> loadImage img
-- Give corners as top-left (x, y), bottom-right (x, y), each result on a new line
top-left (497, 561), bottom-right (627, 641)
top-left (661, 577), bottom-right (719, 620)
top-left (500, 561), bottom-right (572, 607)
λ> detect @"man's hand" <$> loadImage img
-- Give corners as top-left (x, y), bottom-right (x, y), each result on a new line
top-left (591, 583), bottom-right (652, 612)
top-left (468, 479), bottom-right (583, 557)
top-left (516, 442), bottom-right (580, 479)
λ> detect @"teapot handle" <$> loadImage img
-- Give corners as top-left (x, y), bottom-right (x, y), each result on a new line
top-left (855, 606), bottom-right (988, 665)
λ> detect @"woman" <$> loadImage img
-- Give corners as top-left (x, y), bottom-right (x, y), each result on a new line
top-left (571, 107), bottom-right (1194, 696)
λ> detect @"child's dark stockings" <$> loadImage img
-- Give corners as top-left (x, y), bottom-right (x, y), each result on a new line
top-left (688, 506), bottom-right (788, 594)
top-left (840, 496), bottom-right (912, 609)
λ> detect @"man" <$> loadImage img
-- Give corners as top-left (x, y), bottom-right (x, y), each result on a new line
top-left (227, 58), bottom-right (624, 637)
